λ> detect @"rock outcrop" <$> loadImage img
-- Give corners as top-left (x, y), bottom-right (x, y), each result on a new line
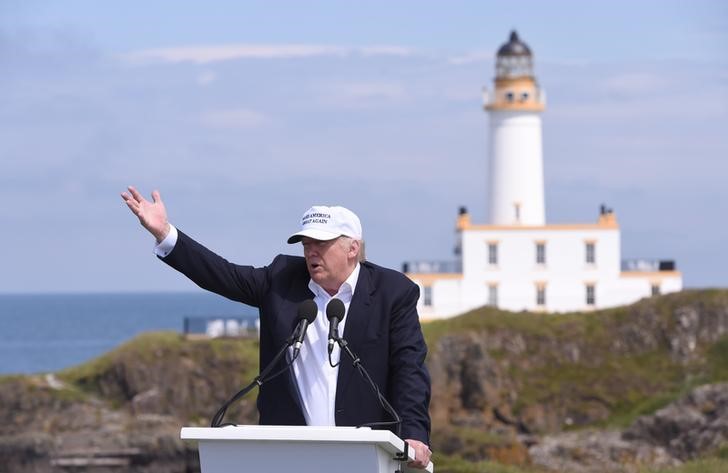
top-left (0, 333), bottom-right (260, 473)
top-left (624, 382), bottom-right (728, 460)
top-left (527, 383), bottom-right (728, 472)
top-left (528, 430), bottom-right (679, 473)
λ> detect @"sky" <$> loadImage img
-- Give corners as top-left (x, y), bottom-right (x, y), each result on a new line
top-left (1, 0), bottom-right (726, 293)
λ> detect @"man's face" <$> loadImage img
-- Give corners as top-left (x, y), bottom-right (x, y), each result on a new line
top-left (301, 236), bottom-right (357, 294)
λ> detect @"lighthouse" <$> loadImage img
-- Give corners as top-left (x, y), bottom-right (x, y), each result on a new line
top-left (484, 31), bottom-right (546, 225)
top-left (404, 30), bottom-right (682, 318)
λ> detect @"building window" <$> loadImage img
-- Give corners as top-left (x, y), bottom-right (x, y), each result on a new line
top-left (505, 91), bottom-right (514, 102)
top-left (651, 284), bottom-right (660, 296)
top-left (586, 284), bottom-right (596, 306)
top-left (488, 242), bottom-right (498, 265)
top-left (520, 91), bottom-right (529, 101)
top-left (586, 242), bottom-right (596, 264)
top-left (487, 285), bottom-right (498, 307)
top-left (514, 202), bottom-right (521, 222)
top-left (423, 286), bottom-right (433, 306)
top-left (536, 242), bottom-right (546, 265)
top-left (536, 286), bottom-right (546, 306)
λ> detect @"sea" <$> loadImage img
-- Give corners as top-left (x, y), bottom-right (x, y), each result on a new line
top-left (0, 292), bottom-right (258, 375)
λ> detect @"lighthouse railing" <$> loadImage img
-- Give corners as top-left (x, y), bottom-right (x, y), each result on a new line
top-left (401, 260), bottom-right (462, 274)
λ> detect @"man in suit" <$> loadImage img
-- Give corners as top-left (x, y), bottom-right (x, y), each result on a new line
top-left (121, 186), bottom-right (432, 468)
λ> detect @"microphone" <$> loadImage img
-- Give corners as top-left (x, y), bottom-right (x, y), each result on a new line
top-left (292, 299), bottom-right (318, 359)
top-left (326, 298), bottom-right (346, 355)
top-left (210, 299), bottom-right (317, 427)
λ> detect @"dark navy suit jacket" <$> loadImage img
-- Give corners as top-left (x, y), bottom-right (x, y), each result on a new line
top-left (162, 230), bottom-right (431, 444)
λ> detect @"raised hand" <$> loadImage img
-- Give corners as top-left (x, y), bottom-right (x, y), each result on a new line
top-left (121, 186), bottom-right (170, 242)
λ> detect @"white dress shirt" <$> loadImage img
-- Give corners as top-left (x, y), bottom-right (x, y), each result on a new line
top-left (154, 224), bottom-right (178, 257)
top-left (292, 264), bottom-right (359, 426)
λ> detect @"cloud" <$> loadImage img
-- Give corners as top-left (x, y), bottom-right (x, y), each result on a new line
top-left (550, 86), bottom-right (726, 121)
top-left (448, 50), bottom-right (493, 65)
top-left (358, 45), bottom-right (414, 57)
top-left (328, 82), bottom-right (406, 101)
top-left (601, 72), bottom-right (668, 96)
top-left (196, 70), bottom-right (217, 86)
top-left (122, 44), bottom-right (415, 65)
top-left (200, 108), bottom-right (271, 129)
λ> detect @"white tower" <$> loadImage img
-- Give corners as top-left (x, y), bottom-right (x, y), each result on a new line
top-left (484, 31), bottom-right (546, 225)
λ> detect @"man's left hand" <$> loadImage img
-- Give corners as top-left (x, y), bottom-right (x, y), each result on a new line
top-left (404, 439), bottom-right (432, 469)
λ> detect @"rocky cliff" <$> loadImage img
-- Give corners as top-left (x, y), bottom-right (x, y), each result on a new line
top-left (426, 289), bottom-right (728, 471)
top-left (0, 333), bottom-right (260, 472)
top-left (2, 290), bottom-right (728, 472)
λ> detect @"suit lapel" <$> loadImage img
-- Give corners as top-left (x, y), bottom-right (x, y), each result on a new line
top-left (335, 264), bottom-right (374, 408)
top-left (277, 269), bottom-right (315, 415)
top-left (275, 270), bottom-right (316, 344)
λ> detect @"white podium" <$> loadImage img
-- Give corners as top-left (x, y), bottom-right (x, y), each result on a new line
top-left (181, 425), bottom-right (434, 473)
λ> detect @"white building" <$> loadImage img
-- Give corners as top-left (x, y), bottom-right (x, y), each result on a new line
top-left (405, 31), bottom-right (682, 319)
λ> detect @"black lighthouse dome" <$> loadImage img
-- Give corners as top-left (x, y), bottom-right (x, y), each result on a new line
top-left (497, 30), bottom-right (533, 57)
top-left (495, 30), bottom-right (534, 79)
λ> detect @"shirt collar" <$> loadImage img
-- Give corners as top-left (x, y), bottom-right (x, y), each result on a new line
top-left (308, 263), bottom-right (361, 301)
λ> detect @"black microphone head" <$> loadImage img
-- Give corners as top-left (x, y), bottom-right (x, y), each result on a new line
top-left (297, 299), bottom-right (318, 323)
top-left (326, 298), bottom-right (346, 322)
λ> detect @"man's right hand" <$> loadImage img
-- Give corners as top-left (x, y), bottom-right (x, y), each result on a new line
top-left (121, 186), bottom-right (170, 243)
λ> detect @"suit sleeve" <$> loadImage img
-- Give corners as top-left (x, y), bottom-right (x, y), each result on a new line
top-left (388, 281), bottom-right (432, 445)
top-left (159, 229), bottom-right (270, 307)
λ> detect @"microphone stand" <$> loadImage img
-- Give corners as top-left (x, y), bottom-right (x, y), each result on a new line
top-left (210, 335), bottom-right (296, 428)
top-left (334, 335), bottom-right (410, 472)
top-left (333, 335), bottom-right (402, 438)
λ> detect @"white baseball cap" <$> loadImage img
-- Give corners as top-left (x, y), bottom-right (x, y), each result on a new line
top-left (287, 205), bottom-right (363, 244)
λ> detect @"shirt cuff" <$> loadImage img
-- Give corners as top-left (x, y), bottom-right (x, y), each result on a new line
top-left (154, 224), bottom-right (178, 258)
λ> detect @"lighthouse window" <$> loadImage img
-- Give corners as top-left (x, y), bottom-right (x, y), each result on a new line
top-left (487, 242), bottom-right (498, 265)
top-left (536, 242), bottom-right (546, 265)
top-left (586, 284), bottom-right (596, 306)
top-left (586, 242), bottom-right (596, 264)
top-left (423, 286), bottom-right (433, 306)
top-left (487, 285), bottom-right (498, 307)
top-left (536, 286), bottom-right (546, 306)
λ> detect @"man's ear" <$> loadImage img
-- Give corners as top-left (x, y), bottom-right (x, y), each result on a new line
top-left (349, 239), bottom-right (361, 259)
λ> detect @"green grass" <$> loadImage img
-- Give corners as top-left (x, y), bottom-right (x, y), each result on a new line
top-left (423, 306), bottom-right (568, 345)
top-left (58, 331), bottom-right (185, 385)
top-left (433, 453), bottom-right (545, 473)
top-left (55, 331), bottom-right (261, 412)
top-left (0, 374), bottom-right (27, 385)
top-left (433, 450), bottom-right (728, 473)
top-left (640, 458), bottom-right (728, 473)
top-left (718, 444), bottom-right (728, 459)
top-left (59, 332), bottom-right (259, 381)
top-left (706, 338), bottom-right (728, 381)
